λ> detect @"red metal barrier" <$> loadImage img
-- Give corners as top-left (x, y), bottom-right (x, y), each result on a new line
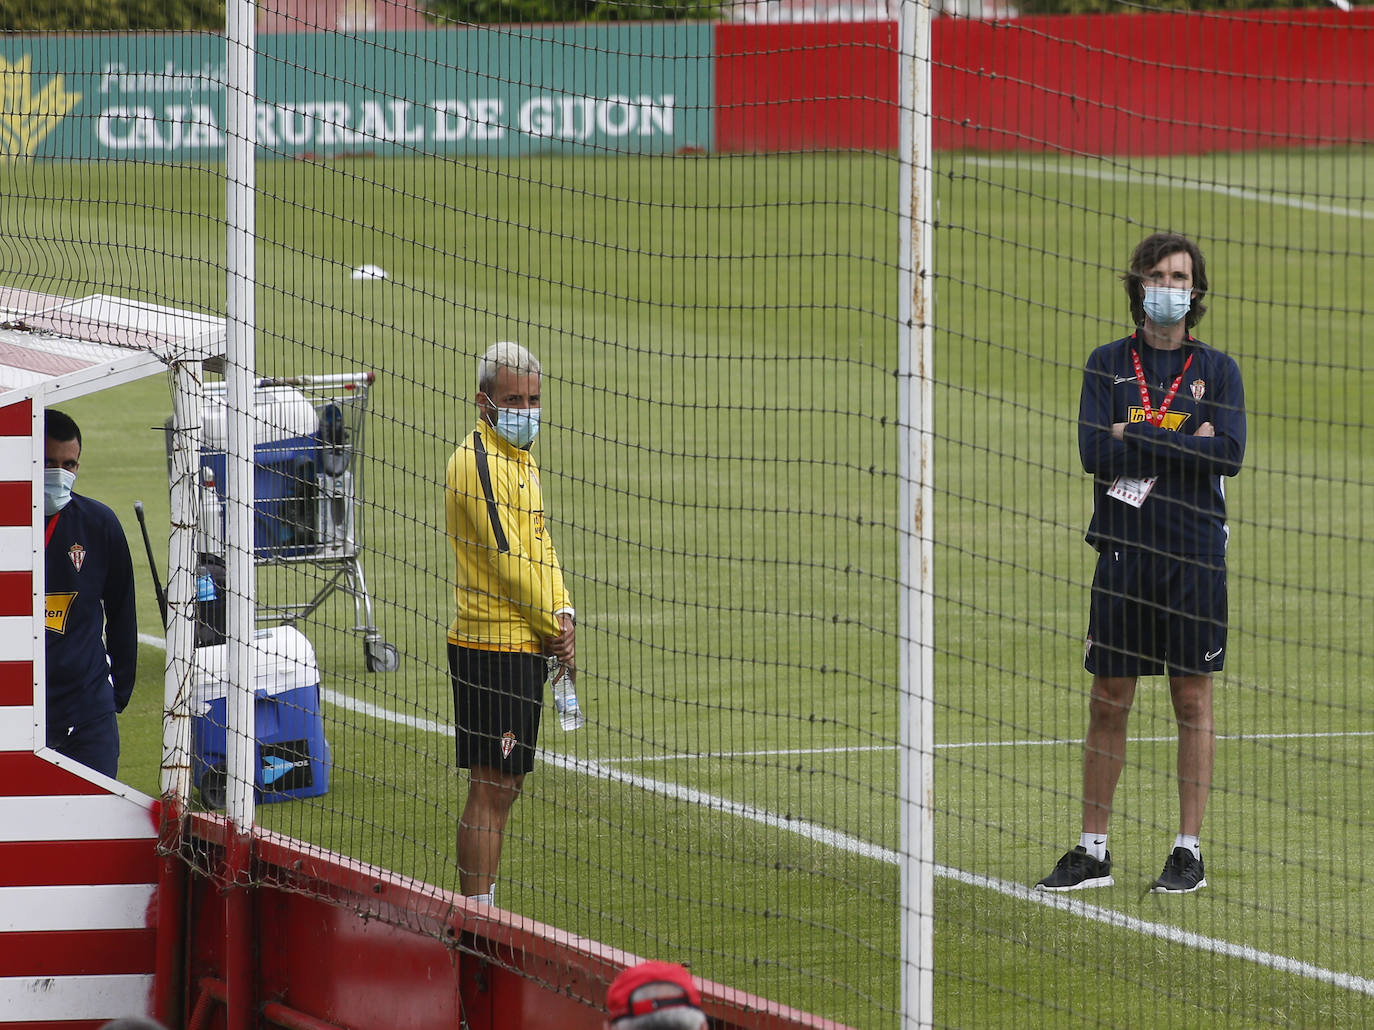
top-left (179, 815), bottom-right (852, 1030)
top-left (153, 810), bottom-right (189, 1029)
top-left (190, 978), bottom-right (353, 1030)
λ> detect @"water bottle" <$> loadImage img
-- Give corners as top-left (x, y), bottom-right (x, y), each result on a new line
top-left (549, 658), bottom-right (585, 732)
top-left (197, 469), bottom-right (224, 556)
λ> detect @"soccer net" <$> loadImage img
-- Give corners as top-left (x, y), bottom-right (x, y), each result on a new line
top-left (2, 0), bottom-right (1371, 1025)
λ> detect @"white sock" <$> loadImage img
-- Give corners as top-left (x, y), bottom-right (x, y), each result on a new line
top-left (1079, 831), bottom-right (1108, 861)
top-left (466, 889), bottom-right (495, 906)
top-left (1174, 834), bottom-right (1201, 859)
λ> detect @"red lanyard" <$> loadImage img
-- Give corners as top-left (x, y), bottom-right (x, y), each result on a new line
top-left (1130, 347), bottom-right (1193, 427)
top-left (45, 512), bottom-right (60, 547)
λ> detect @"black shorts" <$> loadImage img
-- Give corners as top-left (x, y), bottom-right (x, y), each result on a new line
top-left (449, 644), bottom-right (546, 776)
top-left (1085, 548), bottom-right (1228, 678)
top-left (48, 711), bottom-right (121, 779)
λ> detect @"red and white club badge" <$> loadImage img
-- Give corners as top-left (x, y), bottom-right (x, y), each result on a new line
top-left (501, 731), bottom-right (517, 760)
top-left (67, 543), bottom-right (86, 572)
top-left (1190, 379), bottom-right (1206, 401)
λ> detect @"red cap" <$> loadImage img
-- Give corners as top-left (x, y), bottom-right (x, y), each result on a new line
top-left (606, 961), bottom-right (703, 1023)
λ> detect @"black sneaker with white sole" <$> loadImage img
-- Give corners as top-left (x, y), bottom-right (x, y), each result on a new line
top-left (1151, 847), bottom-right (1207, 893)
top-left (1035, 845), bottom-right (1114, 891)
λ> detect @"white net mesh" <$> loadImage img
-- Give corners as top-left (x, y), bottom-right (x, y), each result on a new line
top-left (3, 4), bottom-right (1371, 1025)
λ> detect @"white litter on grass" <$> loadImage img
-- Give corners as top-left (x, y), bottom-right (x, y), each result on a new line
top-left (351, 264), bottom-right (388, 281)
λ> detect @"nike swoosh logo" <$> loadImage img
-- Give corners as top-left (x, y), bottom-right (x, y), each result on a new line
top-left (1205, 647), bottom-right (1223, 662)
top-left (1114, 375), bottom-right (1135, 384)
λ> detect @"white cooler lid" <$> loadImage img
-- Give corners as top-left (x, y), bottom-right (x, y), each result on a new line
top-left (202, 382), bottom-right (320, 450)
top-left (192, 625), bottom-right (320, 706)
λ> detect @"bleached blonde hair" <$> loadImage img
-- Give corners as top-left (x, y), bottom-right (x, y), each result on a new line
top-left (478, 341), bottom-right (541, 395)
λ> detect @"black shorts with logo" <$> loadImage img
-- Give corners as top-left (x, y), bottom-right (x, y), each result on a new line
top-left (1085, 548), bottom-right (1228, 678)
top-left (449, 643), bottom-right (547, 775)
top-left (48, 711), bottom-right (120, 779)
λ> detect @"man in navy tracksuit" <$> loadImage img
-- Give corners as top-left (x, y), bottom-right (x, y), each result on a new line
top-left (43, 409), bottom-right (138, 778)
top-left (1037, 233), bottom-right (1246, 895)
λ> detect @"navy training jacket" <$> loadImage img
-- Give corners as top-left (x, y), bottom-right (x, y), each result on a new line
top-left (44, 493), bottom-right (139, 731)
top-left (1078, 332), bottom-right (1246, 558)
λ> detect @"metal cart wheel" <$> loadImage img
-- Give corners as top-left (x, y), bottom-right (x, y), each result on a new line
top-left (200, 764), bottom-right (228, 810)
top-left (364, 637), bottom-right (400, 673)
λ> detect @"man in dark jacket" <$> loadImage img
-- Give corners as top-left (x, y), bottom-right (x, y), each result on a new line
top-left (1036, 233), bottom-right (1246, 895)
top-left (43, 409), bottom-right (138, 778)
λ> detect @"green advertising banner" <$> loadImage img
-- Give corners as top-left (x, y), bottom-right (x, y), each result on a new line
top-left (0, 26), bottom-right (712, 160)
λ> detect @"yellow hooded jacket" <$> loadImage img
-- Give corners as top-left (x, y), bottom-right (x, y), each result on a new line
top-left (445, 419), bottom-right (571, 652)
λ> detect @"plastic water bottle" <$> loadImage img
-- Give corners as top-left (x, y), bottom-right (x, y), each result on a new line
top-left (196, 467), bottom-right (224, 556)
top-left (549, 659), bottom-right (585, 732)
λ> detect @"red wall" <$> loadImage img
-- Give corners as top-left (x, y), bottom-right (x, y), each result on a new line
top-left (715, 10), bottom-right (1374, 155)
top-left (715, 21), bottom-right (899, 152)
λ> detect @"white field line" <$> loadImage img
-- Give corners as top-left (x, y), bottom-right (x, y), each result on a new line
top-left (137, 637), bottom-right (1374, 995)
top-left (960, 156), bottom-right (1374, 221)
top-left (601, 729), bottom-right (1374, 763)
top-left (320, 685), bottom-right (1374, 997)
top-left (950, 868), bottom-right (1374, 998)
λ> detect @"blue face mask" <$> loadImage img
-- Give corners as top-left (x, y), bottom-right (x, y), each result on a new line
top-left (44, 467), bottom-right (76, 516)
top-left (492, 406), bottom-right (540, 449)
top-left (1143, 286), bottom-right (1192, 327)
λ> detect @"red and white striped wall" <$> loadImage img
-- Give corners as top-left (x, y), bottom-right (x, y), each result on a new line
top-left (0, 755), bottom-right (160, 1027)
top-left (0, 389), bottom-right (162, 1026)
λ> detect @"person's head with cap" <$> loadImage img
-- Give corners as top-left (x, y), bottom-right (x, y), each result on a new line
top-left (605, 960), bottom-right (707, 1029)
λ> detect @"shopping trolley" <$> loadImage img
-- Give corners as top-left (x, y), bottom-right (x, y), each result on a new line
top-left (182, 370), bottom-right (399, 673)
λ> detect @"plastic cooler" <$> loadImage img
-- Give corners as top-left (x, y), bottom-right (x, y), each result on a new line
top-left (201, 383), bottom-right (321, 558)
top-left (191, 625), bottom-right (331, 808)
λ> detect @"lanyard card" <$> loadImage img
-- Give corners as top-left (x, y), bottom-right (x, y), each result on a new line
top-left (1107, 475), bottom-right (1155, 508)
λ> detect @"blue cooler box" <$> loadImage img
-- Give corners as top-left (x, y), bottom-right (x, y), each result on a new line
top-left (200, 383), bottom-right (321, 558)
top-left (191, 626), bottom-right (331, 809)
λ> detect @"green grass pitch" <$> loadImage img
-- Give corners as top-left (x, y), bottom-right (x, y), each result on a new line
top-left (3, 147), bottom-right (1372, 1027)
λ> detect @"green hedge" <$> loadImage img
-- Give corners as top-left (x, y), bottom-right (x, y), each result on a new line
top-left (0, 0), bottom-right (1332, 32)
top-left (424, 0), bottom-right (720, 24)
top-left (0, 0), bottom-right (717, 29)
top-left (0, 0), bottom-right (221, 30)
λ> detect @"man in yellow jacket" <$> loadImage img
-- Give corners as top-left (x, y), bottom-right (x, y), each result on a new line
top-left (446, 340), bottom-right (575, 906)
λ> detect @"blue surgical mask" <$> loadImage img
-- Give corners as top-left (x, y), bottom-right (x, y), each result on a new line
top-left (44, 468), bottom-right (76, 516)
top-left (1143, 286), bottom-right (1192, 327)
top-left (493, 406), bottom-right (540, 449)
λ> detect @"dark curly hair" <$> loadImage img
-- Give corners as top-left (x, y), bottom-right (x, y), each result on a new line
top-left (1121, 232), bottom-right (1209, 330)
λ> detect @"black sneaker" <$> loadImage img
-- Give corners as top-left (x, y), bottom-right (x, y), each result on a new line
top-left (1151, 847), bottom-right (1207, 893)
top-left (1035, 845), bottom-right (1114, 891)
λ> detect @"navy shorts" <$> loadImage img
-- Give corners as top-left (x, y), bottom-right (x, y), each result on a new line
top-left (1085, 548), bottom-right (1228, 678)
top-left (449, 644), bottom-right (547, 776)
top-left (48, 712), bottom-right (120, 778)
